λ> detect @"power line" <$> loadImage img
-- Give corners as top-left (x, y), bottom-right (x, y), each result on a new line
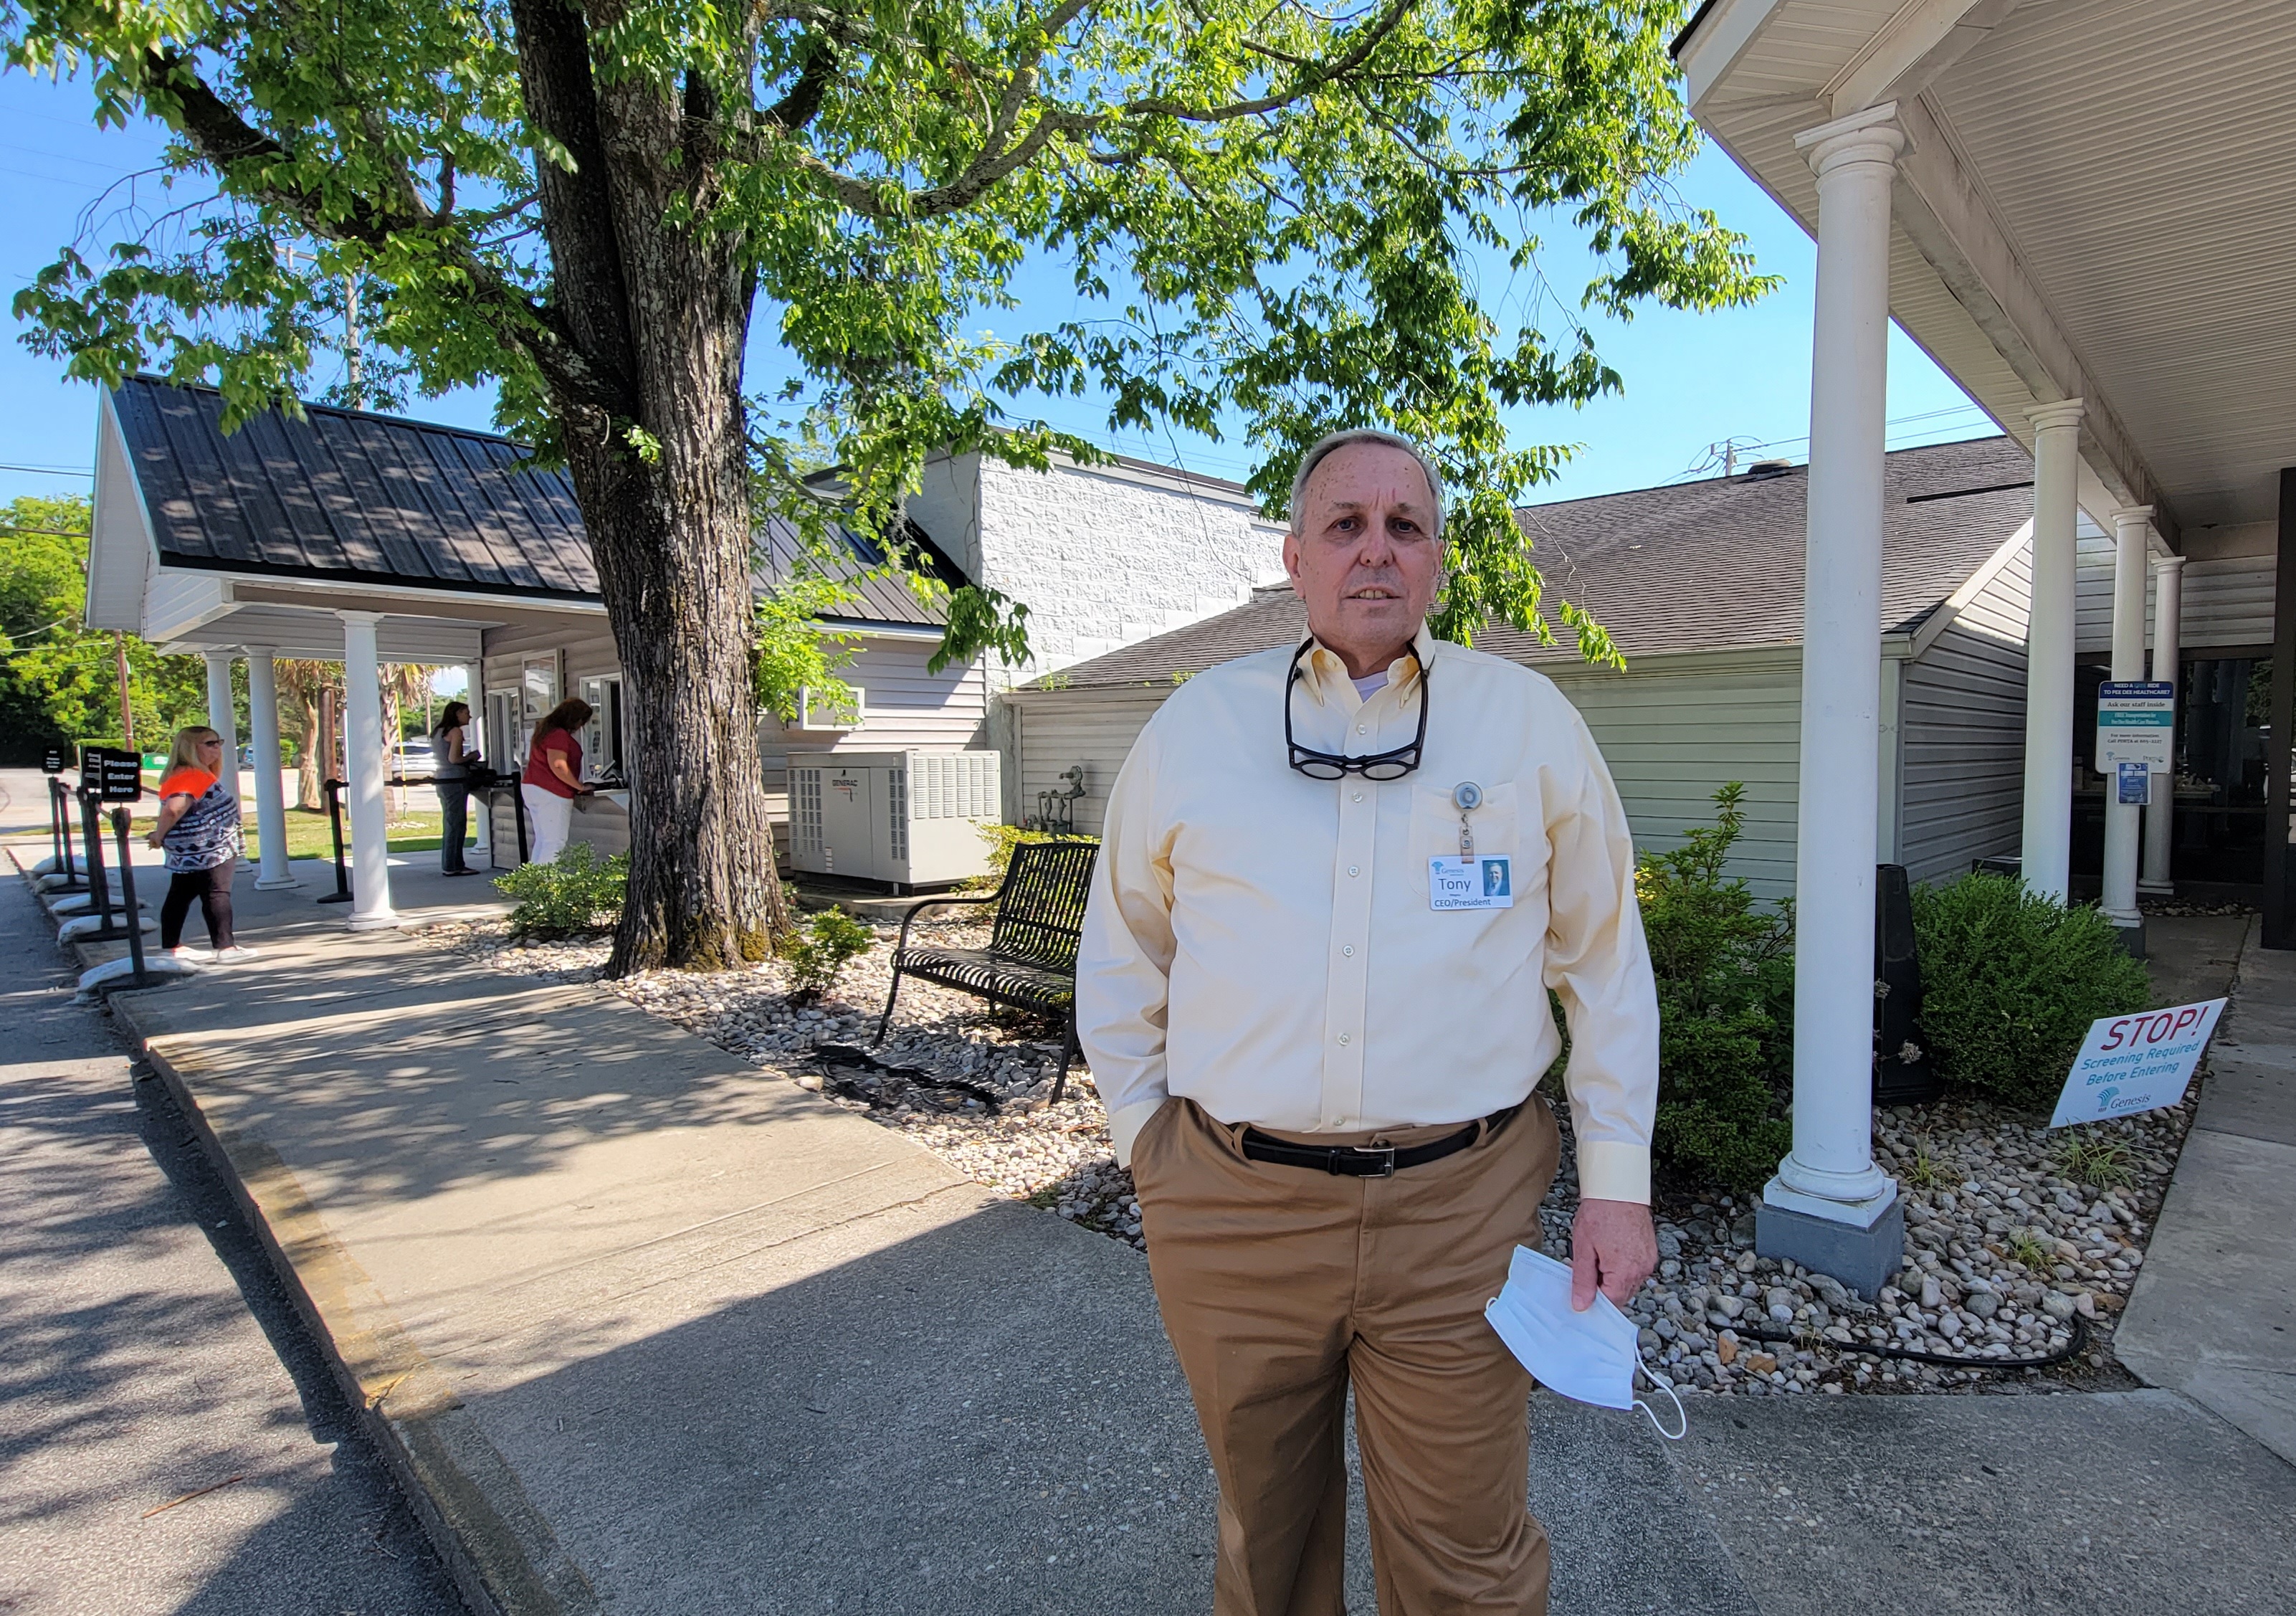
top-left (0, 463), bottom-right (93, 479)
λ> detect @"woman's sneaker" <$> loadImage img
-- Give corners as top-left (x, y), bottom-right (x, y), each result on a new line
top-left (163, 946), bottom-right (209, 966)
top-left (206, 946), bottom-right (261, 965)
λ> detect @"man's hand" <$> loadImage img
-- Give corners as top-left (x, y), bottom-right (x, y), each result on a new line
top-left (1570, 1198), bottom-right (1657, 1311)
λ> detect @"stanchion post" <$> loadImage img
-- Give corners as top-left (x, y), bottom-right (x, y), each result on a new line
top-left (111, 807), bottom-right (151, 986)
top-left (80, 786), bottom-right (115, 931)
top-left (318, 776), bottom-right (353, 903)
top-left (53, 777), bottom-right (86, 892)
top-left (512, 783), bottom-right (530, 865)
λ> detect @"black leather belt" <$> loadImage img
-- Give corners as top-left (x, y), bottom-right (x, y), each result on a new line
top-left (1239, 1106), bottom-right (1518, 1178)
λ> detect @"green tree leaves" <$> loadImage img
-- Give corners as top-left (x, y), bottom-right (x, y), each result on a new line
top-left (9, 0), bottom-right (1772, 667)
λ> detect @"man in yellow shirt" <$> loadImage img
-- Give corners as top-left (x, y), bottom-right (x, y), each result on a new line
top-left (1077, 429), bottom-right (1659, 1616)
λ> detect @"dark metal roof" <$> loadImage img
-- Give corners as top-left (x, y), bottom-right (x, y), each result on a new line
top-left (1029, 434), bottom-right (2037, 690)
top-left (112, 376), bottom-right (964, 625)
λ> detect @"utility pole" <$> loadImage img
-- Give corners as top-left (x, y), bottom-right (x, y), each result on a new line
top-left (113, 632), bottom-right (133, 749)
top-left (344, 274), bottom-right (363, 408)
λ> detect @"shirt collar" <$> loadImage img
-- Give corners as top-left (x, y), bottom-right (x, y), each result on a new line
top-left (1295, 628), bottom-right (1436, 708)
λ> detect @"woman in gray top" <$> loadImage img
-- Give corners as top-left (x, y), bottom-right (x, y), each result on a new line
top-left (432, 700), bottom-right (476, 875)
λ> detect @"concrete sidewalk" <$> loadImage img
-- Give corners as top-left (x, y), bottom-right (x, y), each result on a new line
top-left (14, 834), bottom-right (2295, 1615)
top-left (8, 848), bottom-right (1751, 1615)
top-left (2118, 916), bottom-right (2296, 1464)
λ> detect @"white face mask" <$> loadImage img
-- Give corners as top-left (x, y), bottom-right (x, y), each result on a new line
top-left (1485, 1245), bottom-right (1686, 1440)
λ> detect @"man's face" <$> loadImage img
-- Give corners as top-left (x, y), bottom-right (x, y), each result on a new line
top-left (1283, 441), bottom-right (1443, 675)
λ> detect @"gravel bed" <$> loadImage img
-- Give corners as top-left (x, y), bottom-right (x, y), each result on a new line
top-left (432, 916), bottom-right (2198, 1397)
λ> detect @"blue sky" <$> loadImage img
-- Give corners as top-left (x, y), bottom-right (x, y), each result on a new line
top-left (0, 65), bottom-right (1995, 514)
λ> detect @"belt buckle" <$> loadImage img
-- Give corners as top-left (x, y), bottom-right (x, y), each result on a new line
top-left (1333, 1144), bottom-right (1396, 1178)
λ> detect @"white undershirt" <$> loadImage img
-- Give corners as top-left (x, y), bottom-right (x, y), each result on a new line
top-left (1350, 671), bottom-right (1388, 702)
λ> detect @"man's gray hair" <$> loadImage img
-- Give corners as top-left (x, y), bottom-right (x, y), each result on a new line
top-left (1287, 428), bottom-right (1447, 543)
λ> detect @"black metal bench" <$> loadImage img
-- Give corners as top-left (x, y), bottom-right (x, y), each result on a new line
top-left (874, 838), bottom-right (1099, 1101)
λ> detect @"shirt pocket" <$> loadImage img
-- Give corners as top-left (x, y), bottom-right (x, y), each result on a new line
top-left (1409, 780), bottom-right (1520, 860)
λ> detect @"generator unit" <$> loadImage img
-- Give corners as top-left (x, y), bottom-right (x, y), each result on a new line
top-left (786, 749), bottom-right (1002, 890)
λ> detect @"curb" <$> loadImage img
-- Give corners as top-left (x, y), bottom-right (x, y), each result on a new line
top-left (13, 852), bottom-right (596, 1616)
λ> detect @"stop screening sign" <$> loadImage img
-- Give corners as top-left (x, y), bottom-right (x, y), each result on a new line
top-left (2049, 999), bottom-right (2227, 1128)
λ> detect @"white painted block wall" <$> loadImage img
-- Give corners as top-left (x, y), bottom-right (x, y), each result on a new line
top-left (969, 458), bottom-right (1287, 681)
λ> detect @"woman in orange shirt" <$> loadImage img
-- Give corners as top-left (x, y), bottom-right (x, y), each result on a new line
top-left (145, 726), bottom-right (254, 963)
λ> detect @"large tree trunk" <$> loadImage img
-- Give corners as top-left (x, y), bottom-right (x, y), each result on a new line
top-left (513, 9), bottom-right (787, 974)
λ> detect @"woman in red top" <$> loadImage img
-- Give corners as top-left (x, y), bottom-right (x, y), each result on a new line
top-left (520, 698), bottom-right (596, 865)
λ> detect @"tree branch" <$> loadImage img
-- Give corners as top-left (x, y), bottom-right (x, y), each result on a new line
top-left (138, 47), bottom-right (622, 422)
top-left (754, 0), bottom-right (1417, 219)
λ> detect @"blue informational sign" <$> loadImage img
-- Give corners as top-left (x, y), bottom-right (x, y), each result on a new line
top-left (2097, 680), bottom-right (2175, 770)
top-left (2116, 761), bottom-right (2152, 804)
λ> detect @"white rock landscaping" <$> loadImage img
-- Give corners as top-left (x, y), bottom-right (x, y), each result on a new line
top-left (435, 914), bottom-right (2196, 1397)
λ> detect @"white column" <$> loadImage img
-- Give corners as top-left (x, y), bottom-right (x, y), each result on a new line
top-left (2142, 556), bottom-right (2186, 893)
top-left (203, 651), bottom-right (242, 809)
top-left (2020, 400), bottom-right (2085, 903)
top-left (2100, 507), bottom-right (2151, 931)
top-left (462, 658), bottom-right (491, 868)
top-left (338, 612), bottom-right (397, 928)
top-left (244, 650), bottom-right (299, 889)
top-left (1773, 105), bottom-right (1903, 1228)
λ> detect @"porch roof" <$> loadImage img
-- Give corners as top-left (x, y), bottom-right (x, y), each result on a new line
top-left (1675, 0), bottom-right (2296, 545)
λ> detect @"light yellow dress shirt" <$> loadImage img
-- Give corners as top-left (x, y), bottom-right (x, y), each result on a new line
top-left (1076, 629), bottom-right (1660, 1202)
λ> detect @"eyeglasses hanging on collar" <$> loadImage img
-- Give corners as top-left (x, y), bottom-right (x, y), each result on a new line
top-left (1285, 639), bottom-right (1429, 781)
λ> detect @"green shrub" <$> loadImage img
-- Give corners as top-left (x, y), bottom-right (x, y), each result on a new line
top-left (780, 906), bottom-right (876, 1002)
top-left (967, 823), bottom-right (1097, 888)
top-left (1636, 783), bottom-right (1795, 1189)
top-left (493, 843), bottom-right (628, 940)
top-left (1910, 872), bottom-right (2149, 1107)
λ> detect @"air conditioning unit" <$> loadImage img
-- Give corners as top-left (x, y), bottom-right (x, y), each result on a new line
top-left (796, 685), bottom-right (866, 731)
top-left (786, 749), bottom-right (1001, 889)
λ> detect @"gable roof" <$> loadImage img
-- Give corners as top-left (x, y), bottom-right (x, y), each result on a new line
top-left (1029, 434), bottom-right (2036, 690)
top-left (107, 376), bottom-right (968, 628)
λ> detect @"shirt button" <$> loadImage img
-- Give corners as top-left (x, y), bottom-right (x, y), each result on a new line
top-left (1337, 1033), bottom-right (1351, 1046)
top-left (1343, 945), bottom-right (1355, 957)
top-left (1356, 724), bottom-right (1368, 734)
top-left (1351, 791), bottom-right (1363, 802)
top-left (1348, 865), bottom-right (1360, 877)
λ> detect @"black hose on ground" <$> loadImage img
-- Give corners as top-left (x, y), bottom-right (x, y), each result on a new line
top-left (1733, 1311), bottom-right (2090, 1372)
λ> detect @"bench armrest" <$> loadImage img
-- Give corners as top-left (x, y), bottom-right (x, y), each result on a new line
top-left (890, 887), bottom-right (1002, 955)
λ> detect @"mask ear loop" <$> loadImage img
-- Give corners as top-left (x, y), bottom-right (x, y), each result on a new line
top-left (1632, 1357), bottom-right (1687, 1442)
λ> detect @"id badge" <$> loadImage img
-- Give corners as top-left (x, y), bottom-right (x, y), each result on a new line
top-left (1429, 855), bottom-right (1513, 911)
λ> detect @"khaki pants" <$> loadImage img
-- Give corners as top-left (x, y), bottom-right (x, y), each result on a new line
top-left (1130, 1095), bottom-right (1563, 1616)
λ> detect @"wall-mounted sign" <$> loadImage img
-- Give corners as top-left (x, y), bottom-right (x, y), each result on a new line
top-left (85, 746), bottom-right (144, 803)
top-left (2049, 998), bottom-right (2226, 1128)
top-left (2115, 761), bottom-right (2152, 805)
top-left (2097, 680), bottom-right (2175, 771)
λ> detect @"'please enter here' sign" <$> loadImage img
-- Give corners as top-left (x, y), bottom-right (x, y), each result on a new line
top-left (2049, 999), bottom-right (2227, 1129)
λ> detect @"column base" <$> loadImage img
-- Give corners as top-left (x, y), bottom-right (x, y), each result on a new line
top-left (1757, 1183), bottom-right (1905, 1301)
top-left (2137, 878), bottom-right (2173, 895)
top-left (2108, 917), bottom-right (2147, 959)
top-left (346, 908), bottom-right (401, 932)
top-left (254, 873), bottom-right (304, 890)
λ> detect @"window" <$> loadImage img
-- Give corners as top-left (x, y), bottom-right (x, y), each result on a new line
top-left (578, 675), bottom-right (627, 782)
top-left (486, 689), bottom-right (519, 771)
top-left (796, 685), bottom-right (866, 731)
top-left (520, 656), bottom-right (559, 760)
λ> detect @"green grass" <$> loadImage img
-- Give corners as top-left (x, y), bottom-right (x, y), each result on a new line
top-left (247, 807), bottom-right (473, 861)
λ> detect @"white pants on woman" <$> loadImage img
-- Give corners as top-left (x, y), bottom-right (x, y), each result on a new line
top-left (523, 784), bottom-right (574, 866)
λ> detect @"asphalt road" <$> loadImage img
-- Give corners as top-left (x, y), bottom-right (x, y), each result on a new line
top-left (0, 854), bottom-right (464, 1615)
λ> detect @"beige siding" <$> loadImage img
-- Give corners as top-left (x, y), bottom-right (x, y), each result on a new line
top-left (758, 640), bottom-right (989, 791)
top-left (1545, 656), bottom-right (1803, 899)
top-left (1900, 546), bottom-right (2031, 885)
top-left (2078, 540), bottom-right (2274, 654)
top-left (1005, 686), bottom-right (1176, 835)
top-left (1011, 652), bottom-right (1806, 897)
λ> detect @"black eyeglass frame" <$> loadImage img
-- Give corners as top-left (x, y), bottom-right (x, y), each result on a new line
top-left (1285, 639), bottom-right (1429, 781)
